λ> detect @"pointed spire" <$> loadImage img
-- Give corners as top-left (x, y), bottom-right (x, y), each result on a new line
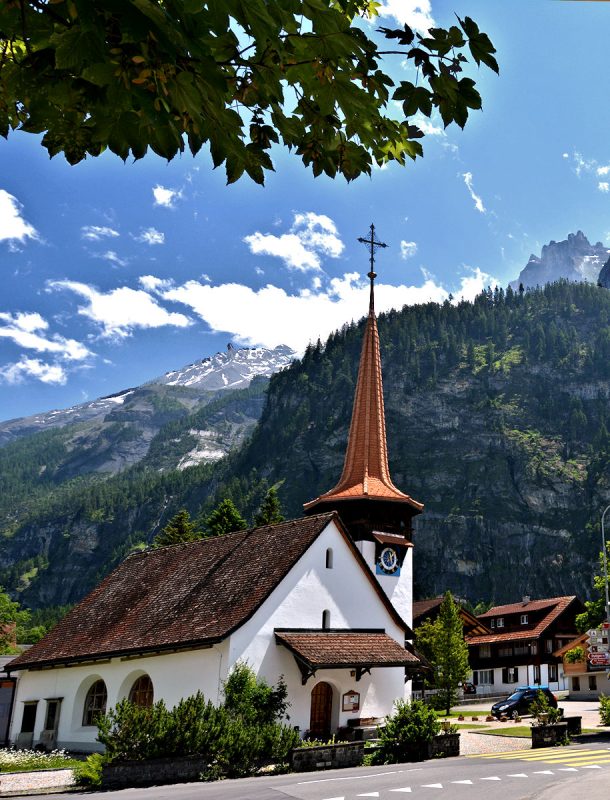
top-left (304, 225), bottom-right (422, 514)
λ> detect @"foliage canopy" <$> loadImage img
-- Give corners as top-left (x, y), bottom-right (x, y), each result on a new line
top-left (0, 1), bottom-right (497, 182)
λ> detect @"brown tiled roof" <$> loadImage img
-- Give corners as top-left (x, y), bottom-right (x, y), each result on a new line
top-left (477, 597), bottom-right (568, 618)
top-left (8, 513), bottom-right (412, 672)
top-left (467, 596), bottom-right (579, 645)
top-left (413, 598), bottom-right (444, 621)
top-left (275, 630), bottom-right (420, 667)
top-left (413, 598), bottom-right (491, 636)
top-left (304, 276), bottom-right (422, 513)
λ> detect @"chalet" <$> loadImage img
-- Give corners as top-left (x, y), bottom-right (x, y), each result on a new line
top-left (554, 624), bottom-right (610, 699)
top-left (466, 596), bottom-right (583, 695)
top-left (6, 229), bottom-right (426, 751)
top-left (413, 598), bottom-right (490, 638)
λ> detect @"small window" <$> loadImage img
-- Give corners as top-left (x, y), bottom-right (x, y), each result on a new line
top-left (82, 680), bottom-right (107, 727)
top-left (520, 614), bottom-right (528, 625)
top-left (572, 676), bottom-right (580, 692)
top-left (548, 664), bottom-right (558, 682)
top-left (545, 639), bottom-right (554, 653)
top-left (479, 644), bottom-right (491, 658)
top-left (325, 548), bottom-right (333, 569)
top-left (502, 667), bottom-right (519, 683)
top-left (533, 665), bottom-right (541, 684)
top-left (129, 676), bottom-right (154, 707)
top-left (477, 669), bottom-right (494, 685)
top-left (496, 618), bottom-right (504, 628)
top-left (20, 702), bottom-right (38, 734)
top-left (44, 700), bottom-right (61, 731)
top-left (322, 610), bottom-right (331, 630)
top-left (589, 675), bottom-right (597, 691)
top-left (490, 619), bottom-right (495, 629)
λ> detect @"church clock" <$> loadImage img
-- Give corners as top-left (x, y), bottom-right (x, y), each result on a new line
top-left (376, 546), bottom-right (400, 576)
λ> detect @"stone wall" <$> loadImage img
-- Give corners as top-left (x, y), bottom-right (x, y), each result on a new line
top-left (102, 756), bottom-right (208, 789)
top-left (290, 742), bottom-right (365, 772)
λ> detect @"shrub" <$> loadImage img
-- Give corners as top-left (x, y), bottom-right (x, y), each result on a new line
top-left (564, 646), bottom-right (585, 663)
top-left (600, 694), bottom-right (610, 726)
top-left (73, 753), bottom-right (105, 787)
top-left (372, 699), bottom-right (440, 764)
top-left (530, 691), bottom-right (562, 726)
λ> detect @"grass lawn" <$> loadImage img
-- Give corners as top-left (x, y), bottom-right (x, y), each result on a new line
top-left (0, 749), bottom-right (83, 773)
top-left (480, 727), bottom-right (600, 739)
top-left (452, 723), bottom-right (489, 730)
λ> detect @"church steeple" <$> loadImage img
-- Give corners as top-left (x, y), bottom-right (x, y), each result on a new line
top-left (304, 225), bottom-right (423, 538)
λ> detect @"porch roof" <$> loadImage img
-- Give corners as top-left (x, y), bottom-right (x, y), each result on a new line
top-left (275, 628), bottom-right (421, 684)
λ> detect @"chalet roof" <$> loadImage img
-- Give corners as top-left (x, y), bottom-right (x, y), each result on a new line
top-left (304, 265), bottom-right (422, 514)
top-left (467, 596), bottom-right (579, 646)
top-left (413, 598), bottom-right (490, 636)
top-left (275, 630), bottom-right (420, 668)
top-left (8, 512), bottom-right (412, 672)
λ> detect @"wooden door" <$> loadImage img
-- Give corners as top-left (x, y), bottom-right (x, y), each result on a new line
top-left (310, 682), bottom-right (333, 739)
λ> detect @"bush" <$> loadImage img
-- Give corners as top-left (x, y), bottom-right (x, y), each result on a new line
top-left (73, 753), bottom-right (105, 787)
top-left (372, 699), bottom-right (440, 764)
top-left (95, 664), bottom-right (299, 779)
top-left (564, 646), bottom-right (585, 663)
top-left (530, 691), bottom-right (562, 726)
top-left (600, 694), bottom-right (610, 726)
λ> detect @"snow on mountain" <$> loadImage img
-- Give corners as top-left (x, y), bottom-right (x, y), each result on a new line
top-left (151, 343), bottom-right (295, 391)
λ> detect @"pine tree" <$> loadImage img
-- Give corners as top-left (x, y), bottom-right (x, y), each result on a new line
top-left (416, 592), bottom-right (470, 715)
top-left (253, 487), bottom-right (285, 527)
top-left (205, 499), bottom-right (247, 538)
top-left (153, 509), bottom-right (200, 548)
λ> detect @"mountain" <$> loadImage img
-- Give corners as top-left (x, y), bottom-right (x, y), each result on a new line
top-left (0, 344), bottom-right (294, 449)
top-left (1, 283), bottom-right (609, 611)
top-left (511, 231), bottom-right (609, 289)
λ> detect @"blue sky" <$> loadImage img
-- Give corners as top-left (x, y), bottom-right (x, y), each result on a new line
top-left (2, 1), bottom-right (610, 421)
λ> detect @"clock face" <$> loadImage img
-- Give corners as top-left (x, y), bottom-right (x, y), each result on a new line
top-left (378, 546), bottom-right (399, 574)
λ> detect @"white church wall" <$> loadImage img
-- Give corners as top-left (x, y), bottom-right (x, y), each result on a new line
top-left (376, 547), bottom-right (413, 630)
top-left (9, 643), bottom-right (228, 751)
top-left (228, 518), bottom-right (407, 732)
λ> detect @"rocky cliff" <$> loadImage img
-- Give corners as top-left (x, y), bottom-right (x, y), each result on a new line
top-left (511, 231), bottom-right (609, 289)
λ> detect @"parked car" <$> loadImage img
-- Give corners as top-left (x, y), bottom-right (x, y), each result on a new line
top-left (461, 681), bottom-right (477, 695)
top-left (491, 686), bottom-right (557, 719)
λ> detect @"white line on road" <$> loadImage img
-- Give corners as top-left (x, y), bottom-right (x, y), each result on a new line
top-left (357, 793), bottom-right (380, 797)
top-left (299, 771), bottom-right (399, 784)
top-left (421, 783), bottom-right (443, 789)
top-left (533, 770), bottom-right (554, 775)
top-left (581, 765), bottom-right (602, 769)
top-left (389, 789), bottom-right (412, 793)
top-left (557, 768), bottom-right (578, 771)
top-left (451, 780), bottom-right (473, 784)
top-left (480, 776), bottom-right (501, 780)
top-left (507, 773), bottom-right (528, 777)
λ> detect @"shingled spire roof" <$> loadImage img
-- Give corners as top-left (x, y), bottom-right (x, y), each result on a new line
top-left (304, 226), bottom-right (422, 514)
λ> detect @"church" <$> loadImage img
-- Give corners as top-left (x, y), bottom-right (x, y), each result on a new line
top-left (6, 227), bottom-right (426, 751)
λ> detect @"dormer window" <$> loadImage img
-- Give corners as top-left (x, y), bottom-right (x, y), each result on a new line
top-left (496, 618), bottom-right (504, 628)
top-left (325, 548), bottom-right (333, 569)
top-left (520, 614), bottom-right (528, 625)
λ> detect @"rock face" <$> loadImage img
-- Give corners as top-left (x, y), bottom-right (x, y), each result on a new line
top-left (511, 231), bottom-right (609, 289)
top-left (599, 256), bottom-right (610, 289)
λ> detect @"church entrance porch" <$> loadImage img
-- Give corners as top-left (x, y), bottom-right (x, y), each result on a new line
top-left (309, 681), bottom-right (333, 740)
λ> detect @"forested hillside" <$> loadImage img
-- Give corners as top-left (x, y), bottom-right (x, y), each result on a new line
top-left (1, 282), bottom-right (609, 610)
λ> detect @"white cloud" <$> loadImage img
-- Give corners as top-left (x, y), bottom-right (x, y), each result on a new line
top-left (0, 189), bottom-right (38, 246)
top-left (49, 280), bottom-right (191, 339)
top-left (81, 225), bottom-right (119, 241)
top-left (597, 165), bottom-right (610, 176)
top-left (138, 275), bottom-right (173, 293)
top-left (152, 185), bottom-right (182, 208)
top-left (462, 172), bottom-right (486, 214)
top-left (379, 1), bottom-right (434, 33)
top-left (244, 212), bottom-right (344, 272)
top-left (0, 311), bottom-right (90, 360)
top-left (599, 182), bottom-right (610, 193)
top-left (400, 240), bottom-right (418, 259)
top-left (134, 227), bottom-right (165, 245)
top-left (96, 250), bottom-right (129, 267)
top-left (412, 115), bottom-right (445, 136)
top-left (155, 266), bottom-right (499, 353)
top-left (0, 358), bottom-right (67, 385)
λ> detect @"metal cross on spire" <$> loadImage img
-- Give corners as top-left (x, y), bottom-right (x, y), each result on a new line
top-left (357, 223), bottom-right (387, 313)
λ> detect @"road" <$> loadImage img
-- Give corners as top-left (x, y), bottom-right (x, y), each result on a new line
top-left (16, 741), bottom-right (610, 800)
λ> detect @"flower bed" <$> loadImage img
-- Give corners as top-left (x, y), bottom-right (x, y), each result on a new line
top-left (0, 749), bottom-right (81, 773)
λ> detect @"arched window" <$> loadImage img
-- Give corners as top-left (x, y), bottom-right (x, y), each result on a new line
top-left (129, 675), bottom-right (154, 707)
top-left (82, 680), bottom-right (107, 726)
top-left (322, 609), bottom-right (331, 630)
top-left (325, 548), bottom-right (333, 569)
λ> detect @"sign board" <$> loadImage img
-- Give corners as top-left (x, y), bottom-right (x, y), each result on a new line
top-left (342, 690), bottom-right (360, 712)
top-left (588, 651), bottom-right (610, 666)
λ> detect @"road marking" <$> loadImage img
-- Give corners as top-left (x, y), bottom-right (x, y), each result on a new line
top-left (480, 776), bottom-right (501, 780)
top-left (452, 780), bottom-right (473, 784)
top-left (389, 790), bottom-right (412, 794)
top-left (507, 773), bottom-right (528, 777)
top-left (533, 770), bottom-right (554, 775)
top-left (321, 797), bottom-right (344, 800)
top-left (422, 783), bottom-right (443, 789)
top-left (557, 768), bottom-right (578, 771)
top-left (299, 771), bottom-right (399, 784)
top-left (357, 794), bottom-right (379, 797)
top-left (582, 765), bottom-right (602, 769)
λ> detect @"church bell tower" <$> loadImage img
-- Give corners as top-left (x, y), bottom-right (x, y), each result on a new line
top-left (303, 225), bottom-right (423, 627)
